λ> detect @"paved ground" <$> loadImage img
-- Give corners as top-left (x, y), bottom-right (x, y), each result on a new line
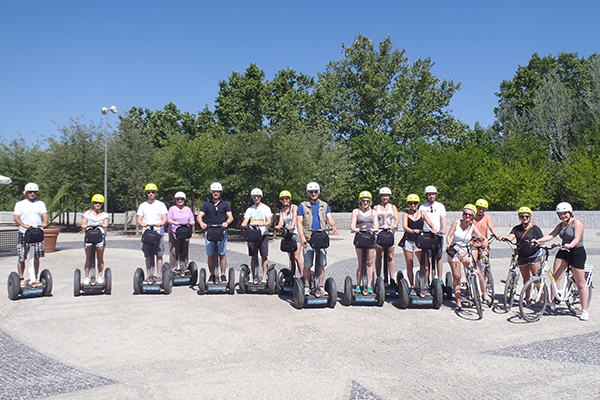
top-left (0, 227), bottom-right (599, 399)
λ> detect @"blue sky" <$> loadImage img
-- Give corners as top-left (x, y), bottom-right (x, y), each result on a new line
top-left (1, 1), bottom-right (598, 144)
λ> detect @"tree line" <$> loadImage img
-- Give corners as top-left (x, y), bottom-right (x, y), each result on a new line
top-left (1, 35), bottom-right (599, 223)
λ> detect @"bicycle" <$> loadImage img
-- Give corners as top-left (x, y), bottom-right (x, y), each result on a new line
top-left (499, 238), bottom-right (520, 313)
top-left (449, 238), bottom-right (486, 319)
top-left (519, 244), bottom-right (594, 322)
top-left (475, 235), bottom-right (496, 307)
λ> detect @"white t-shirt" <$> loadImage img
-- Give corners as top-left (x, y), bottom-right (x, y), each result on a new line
top-left (14, 199), bottom-right (47, 234)
top-left (244, 203), bottom-right (272, 235)
top-left (137, 200), bottom-right (168, 235)
top-left (82, 210), bottom-right (109, 235)
top-left (419, 201), bottom-right (446, 233)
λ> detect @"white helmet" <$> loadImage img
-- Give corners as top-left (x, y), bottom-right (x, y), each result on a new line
top-left (424, 185), bottom-right (437, 194)
top-left (306, 182), bottom-right (320, 193)
top-left (174, 191), bottom-right (186, 200)
top-left (23, 183), bottom-right (39, 195)
top-left (210, 182), bottom-right (222, 192)
top-left (379, 187), bottom-right (392, 196)
top-left (556, 202), bottom-right (573, 213)
top-left (251, 188), bottom-right (263, 197)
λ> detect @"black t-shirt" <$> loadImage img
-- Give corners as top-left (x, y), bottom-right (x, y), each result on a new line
top-left (510, 224), bottom-right (543, 257)
top-left (200, 199), bottom-right (231, 225)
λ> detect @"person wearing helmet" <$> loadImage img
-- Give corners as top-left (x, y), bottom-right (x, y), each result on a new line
top-left (137, 183), bottom-right (168, 281)
top-left (472, 198), bottom-right (500, 260)
top-left (197, 182), bottom-right (234, 283)
top-left (374, 187), bottom-right (399, 287)
top-left (241, 188), bottom-right (273, 282)
top-left (402, 194), bottom-right (438, 294)
top-left (297, 182), bottom-right (339, 296)
top-left (350, 191), bottom-right (379, 294)
top-left (499, 207), bottom-right (544, 300)
top-left (446, 204), bottom-right (488, 309)
top-left (275, 190), bottom-right (304, 279)
top-left (80, 194), bottom-right (109, 285)
top-left (533, 202), bottom-right (589, 321)
top-left (13, 183), bottom-right (48, 287)
top-left (167, 192), bottom-right (195, 272)
top-left (419, 186), bottom-right (447, 285)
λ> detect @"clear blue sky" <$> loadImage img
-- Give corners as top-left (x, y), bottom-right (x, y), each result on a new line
top-left (1, 1), bottom-right (598, 143)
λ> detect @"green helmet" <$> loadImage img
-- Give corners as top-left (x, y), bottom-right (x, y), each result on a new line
top-left (359, 191), bottom-right (372, 200)
top-left (406, 194), bottom-right (420, 203)
top-left (279, 190), bottom-right (292, 200)
top-left (463, 204), bottom-right (477, 215)
top-left (145, 183), bottom-right (158, 192)
top-left (475, 198), bottom-right (489, 209)
top-left (91, 194), bottom-right (104, 203)
top-left (518, 206), bottom-right (532, 216)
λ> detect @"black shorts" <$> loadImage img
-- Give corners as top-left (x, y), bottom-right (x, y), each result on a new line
top-left (248, 235), bottom-right (269, 257)
top-left (556, 247), bottom-right (587, 270)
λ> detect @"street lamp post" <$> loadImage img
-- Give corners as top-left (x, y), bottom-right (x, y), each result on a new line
top-left (101, 106), bottom-right (117, 218)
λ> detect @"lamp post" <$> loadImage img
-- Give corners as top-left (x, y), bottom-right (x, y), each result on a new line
top-left (101, 106), bottom-right (117, 217)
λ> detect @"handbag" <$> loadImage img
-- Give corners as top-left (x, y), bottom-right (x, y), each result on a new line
top-left (353, 231), bottom-right (375, 249)
top-left (377, 230), bottom-right (395, 247)
top-left (25, 227), bottom-right (44, 243)
top-left (141, 228), bottom-right (161, 245)
top-left (398, 234), bottom-right (406, 248)
top-left (446, 245), bottom-right (458, 258)
top-left (416, 231), bottom-right (441, 250)
top-left (309, 231), bottom-right (330, 249)
top-left (207, 227), bottom-right (224, 242)
top-left (84, 227), bottom-right (103, 244)
top-left (175, 225), bottom-right (192, 241)
top-left (280, 237), bottom-right (298, 253)
top-left (245, 228), bottom-right (262, 243)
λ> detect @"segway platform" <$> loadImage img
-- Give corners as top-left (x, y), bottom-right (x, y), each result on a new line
top-left (293, 277), bottom-right (337, 308)
top-left (197, 267), bottom-right (235, 295)
top-left (343, 276), bottom-right (385, 306)
top-left (133, 265), bottom-right (173, 295)
top-left (7, 270), bottom-right (52, 300)
top-left (238, 264), bottom-right (276, 294)
top-left (74, 268), bottom-right (112, 296)
top-left (166, 262), bottom-right (198, 287)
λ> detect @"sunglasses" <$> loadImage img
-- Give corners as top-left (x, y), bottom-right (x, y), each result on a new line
top-left (146, 191), bottom-right (156, 194)
top-left (519, 214), bottom-right (531, 219)
top-left (308, 191), bottom-right (319, 194)
top-left (408, 202), bottom-right (419, 205)
top-left (175, 198), bottom-right (184, 201)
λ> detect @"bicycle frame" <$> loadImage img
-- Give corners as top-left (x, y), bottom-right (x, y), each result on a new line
top-left (450, 239), bottom-right (485, 317)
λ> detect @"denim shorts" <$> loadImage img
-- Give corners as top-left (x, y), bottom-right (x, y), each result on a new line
top-left (205, 230), bottom-right (228, 256)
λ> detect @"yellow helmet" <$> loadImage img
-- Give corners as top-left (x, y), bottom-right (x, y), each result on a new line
top-left (145, 183), bottom-right (158, 192)
top-left (406, 194), bottom-right (420, 203)
top-left (91, 194), bottom-right (104, 203)
top-left (359, 191), bottom-right (372, 200)
top-left (475, 198), bottom-right (489, 209)
top-left (518, 206), bottom-right (532, 216)
top-left (279, 190), bottom-right (292, 200)
top-left (463, 204), bottom-right (477, 215)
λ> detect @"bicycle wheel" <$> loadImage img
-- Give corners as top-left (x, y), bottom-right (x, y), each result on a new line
top-left (482, 259), bottom-right (494, 306)
top-left (519, 277), bottom-right (547, 322)
top-left (468, 274), bottom-right (483, 319)
top-left (565, 278), bottom-right (581, 316)
top-left (503, 268), bottom-right (517, 313)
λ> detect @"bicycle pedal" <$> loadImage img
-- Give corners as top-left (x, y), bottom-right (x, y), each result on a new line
top-left (500, 279), bottom-right (506, 283)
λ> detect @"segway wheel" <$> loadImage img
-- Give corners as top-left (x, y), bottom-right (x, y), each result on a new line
top-left (197, 268), bottom-right (207, 295)
top-left (293, 278), bottom-right (304, 309)
top-left (267, 267), bottom-right (276, 294)
top-left (343, 276), bottom-right (353, 306)
top-left (432, 278), bottom-right (443, 309)
top-left (444, 271), bottom-right (453, 299)
top-left (188, 262), bottom-right (198, 287)
top-left (104, 268), bottom-right (112, 295)
top-left (325, 277), bottom-right (336, 308)
top-left (238, 268), bottom-right (247, 294)
top-left (40, 269), bottom-right (52, 296)
top-left (7, 272), bottom-right (20, 300)
top-left (163, 262), bottom-right (171, 272)
top-left (163, 268), bottom-right (173, 294)
top-left (133, 268), bottom-right (144, 294)
top-left (376, 276), bottom-right (385, 307)
top-left (73, 269), bottom-right (81, 297)
top-left (398, 278), bottom-right (409, 309)
top-left (228, 268), bottom-right (235, 294)
top-left (277, 268), bottom-right (291, 294)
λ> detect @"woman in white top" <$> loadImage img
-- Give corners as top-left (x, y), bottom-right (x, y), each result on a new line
top-left (81, 194), bottom-right (109, 285)
top-left (374, 187), bottom-right (399, 287)
top-left (446, 204), bottom-right (487, 309)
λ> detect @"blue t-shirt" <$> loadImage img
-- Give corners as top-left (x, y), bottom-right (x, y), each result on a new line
top-left (200, 199), bottom-right (232, 225)
top-left (297, 201), bottom-right (331, 230)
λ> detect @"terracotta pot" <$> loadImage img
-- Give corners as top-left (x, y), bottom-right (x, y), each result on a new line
top-left (43, 227), bottom-right (61, 253)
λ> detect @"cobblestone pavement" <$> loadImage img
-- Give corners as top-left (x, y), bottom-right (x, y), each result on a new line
top-left (0, 229), bottom-right (599, 399)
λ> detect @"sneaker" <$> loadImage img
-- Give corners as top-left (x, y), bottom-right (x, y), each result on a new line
top-left (580, 310), bottom-right (589, 321)
top-left (456, 303), bottom-right (462, 311)
top-left (483, 295), bottom-right (492, 304)
top-left (410, 288), bottom-right (417, 296)
top-left (20, 279), bottom-right (25, 288)
top-left (319, 286), bottom-right (327, 296)
top-left (367, 286), bottom-right (374, 294)
top-left (304, 285), bottom-right (311, 296)
top-left (209, 275), bottom-right (216, 284)
top-left (83, 277), bottom-right (91, 285)
top-left (390, 278), bottom-right (397, 288)
top-left (355, 285), bottom-right (361, 295)
top-left (220, 275), bottom-right (227, 284)
top-left (97, 275), bottom-right (104, 285)
top-left (261, 275), bottom-right (268, 283)
top-left (439, 279), bottom-right (444, 287)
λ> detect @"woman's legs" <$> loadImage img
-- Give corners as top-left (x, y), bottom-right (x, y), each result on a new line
top-left (449, 259), bottom-right (462, 306)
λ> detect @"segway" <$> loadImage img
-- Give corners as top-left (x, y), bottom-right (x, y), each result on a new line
top-left (7, 227), bottom-right (52, 300)
top-left (377, 228), bottom-right (397, 298)
top-left (276, 227), bottom-right (298, 295)
top-left (344, 229), bottom-right (385, 306)
top-left (293, 228), bottom-right (336, 309)
top-left (238, 225), bottom-right (276, 294)
top-left (197, 225), bottom-right (235, 295)
top-left (397, 231), bottom-right (443, 309)
top-left (164, 224), bottom-right (198, 287)
top-left (74, 227), bottom-right (112, 296)
top-left (133, 225), bottom-right (172, 295)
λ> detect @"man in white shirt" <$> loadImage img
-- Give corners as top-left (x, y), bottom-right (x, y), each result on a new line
top-left (13, 183), bottom-right (48, 286)
top-left (137, 183), bottom-right (168, 281)
top-left (241, 188), bottom-right (272, 282)
top-left (419, 185), bottom-right (447, 284)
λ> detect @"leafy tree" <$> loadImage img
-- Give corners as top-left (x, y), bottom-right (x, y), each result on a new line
top-left (0, 137), bottom-right (44, 210)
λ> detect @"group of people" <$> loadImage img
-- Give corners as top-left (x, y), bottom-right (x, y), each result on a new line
top-left (12, 181), bottom-right (590, 321)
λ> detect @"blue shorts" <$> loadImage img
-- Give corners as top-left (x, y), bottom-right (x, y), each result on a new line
top-left (206, 230), bottom-right (227, 256)
top-left (84, 237), bottom-right (106, 248)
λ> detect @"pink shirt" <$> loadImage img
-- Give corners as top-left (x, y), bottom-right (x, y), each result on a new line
top-left (167, 206), bottom-right (194, 234)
